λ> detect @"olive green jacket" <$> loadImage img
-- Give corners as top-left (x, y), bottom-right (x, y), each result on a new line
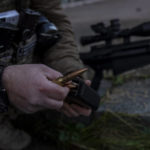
top-left (0, 0), bottom-right (85, 75)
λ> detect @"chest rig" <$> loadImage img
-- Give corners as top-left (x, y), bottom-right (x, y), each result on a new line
top-left (0, 0), bottom-right (60, 66)
top-left (0, 0), bottom-right (44, 65)
top-left (0, 0), bottom-right (36, 66)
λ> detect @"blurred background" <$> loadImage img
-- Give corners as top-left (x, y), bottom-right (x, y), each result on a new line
top-left (62, 0), bottom-right (150, 51)
top-left (60, 0), bottom-right (150, 117)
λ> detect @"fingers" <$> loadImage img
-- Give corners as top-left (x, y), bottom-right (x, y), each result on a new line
top-left (41, 65), bottom-right (63, 80)
top-left (60, 103), bottom-right (79, 117)
top-left (70, 104), bottom-right (92, 116)
top-left (42, 97), bottom-right (64, 110)
top-left (85, 80), bottom-right (91, 86)
top-left (60, 102), bottom-right (92, 117)
top-left (40, 80), bottom-right (70, 101)
top-left (58, 79), bottom-right (92, 117)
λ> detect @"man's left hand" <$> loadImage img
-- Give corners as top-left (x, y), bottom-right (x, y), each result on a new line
top-left (60, 80), bottom-right (92, 117)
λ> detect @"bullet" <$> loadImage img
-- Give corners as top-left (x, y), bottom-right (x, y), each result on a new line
top-left (53, 68), bottom-right (88, 86)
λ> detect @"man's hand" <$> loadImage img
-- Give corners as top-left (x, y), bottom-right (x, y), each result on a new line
top-left (2, 64), bottom-right (69, 113)
top-left (60, 103), bottom-right (92, 117)
top-left (60, 80), bottom-right (92, 117)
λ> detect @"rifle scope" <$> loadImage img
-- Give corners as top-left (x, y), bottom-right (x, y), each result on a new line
top-left (80, 20), bottom-right (150, 46)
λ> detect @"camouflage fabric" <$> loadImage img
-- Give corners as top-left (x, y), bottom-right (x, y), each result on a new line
top-left (0, 110), bottom-right (31, 150)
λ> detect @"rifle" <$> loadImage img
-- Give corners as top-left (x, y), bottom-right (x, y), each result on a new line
top-left (80, 19), bottom-right (150, 90)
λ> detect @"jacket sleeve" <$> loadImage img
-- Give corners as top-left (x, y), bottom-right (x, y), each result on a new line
top-left (30, 0), bottom-right (86, 76)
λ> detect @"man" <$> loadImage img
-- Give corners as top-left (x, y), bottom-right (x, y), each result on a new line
top-left (0, 0), bottom-right (91, 150)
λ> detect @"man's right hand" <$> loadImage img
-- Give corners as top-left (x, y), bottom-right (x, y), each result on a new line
top-left (2, 64), bottom-right (69, 113)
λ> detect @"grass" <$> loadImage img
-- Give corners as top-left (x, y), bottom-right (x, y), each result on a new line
top-left (16, 111), bottom-right (150, 150)
top-left (77, 112), bottom-right (150, 150)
